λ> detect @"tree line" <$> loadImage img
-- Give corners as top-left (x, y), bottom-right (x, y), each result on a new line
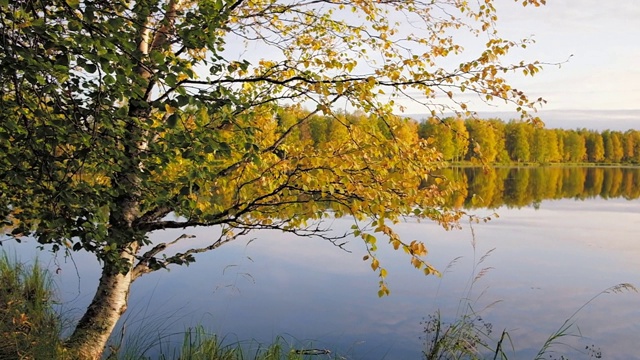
top-left (279, 109), bottom-right (640, 207)
top-left (285, 112), bottom-right (640, 164)
top-left (419, 117), bottom-right (640, 164)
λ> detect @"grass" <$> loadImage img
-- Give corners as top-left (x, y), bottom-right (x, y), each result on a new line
top-left (532, 283), bottom-right (637, 360)
top-left (420, 221), bottom-right (638, 360)
top-left (0, 250), bottom-right (63, 359)
top-left (421, 229), bottom-right (508, 360)
top-left (107, 325), bottom-right (336, 360)
top-left (163, 328), bottom-right (333, 360)
top-left (421, 281), bottom-right (636, 360)
top-left (0, 249), bottom-right (338, 360)
top-left (103, 291), bottom-right (338, 360)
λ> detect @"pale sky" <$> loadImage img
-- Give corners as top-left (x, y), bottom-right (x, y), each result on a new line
top-left (493, 1), bottom-right (640, 111)
top-left (401, 1), bottom-right (640, 129)
top-left (222, 1), bottom-right (640, 128)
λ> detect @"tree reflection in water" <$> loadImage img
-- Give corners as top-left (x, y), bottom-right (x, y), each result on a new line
top-left (435, 167), bottom-right (640, 209)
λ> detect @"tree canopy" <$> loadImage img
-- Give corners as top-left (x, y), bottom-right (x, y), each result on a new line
top-left (1, 0), bottom-right (548, 357)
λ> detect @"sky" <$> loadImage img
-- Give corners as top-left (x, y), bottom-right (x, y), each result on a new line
top-left (395, 1), bottom-right (640, 129)
top-left (466, 1), bottom-right (639, 129)
top-left (223, 1), bottom-right (640, 130)
top-left (495, 1), bottom-right (640, 111)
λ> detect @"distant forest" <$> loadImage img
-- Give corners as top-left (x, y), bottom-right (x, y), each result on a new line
top-left (284, 108), bottom-right (640, 164)
top-left (418, 117), bottom-right (640, 164)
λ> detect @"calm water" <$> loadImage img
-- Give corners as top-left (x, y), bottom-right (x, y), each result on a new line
top-left (7, 167), bottom-right (640, 359)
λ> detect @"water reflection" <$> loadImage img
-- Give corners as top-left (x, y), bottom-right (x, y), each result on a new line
top-left (114, 199), bottom-right (639, 360)
top-left (439, 167), bottom-right (640, 209)
top-left (4, 167), bottom-right (640, 359)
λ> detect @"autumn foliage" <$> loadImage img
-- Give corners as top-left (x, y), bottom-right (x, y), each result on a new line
top-left (419, 118), bottom-right (640, 164)
top-left (0, 0), bottom-right (550, 357)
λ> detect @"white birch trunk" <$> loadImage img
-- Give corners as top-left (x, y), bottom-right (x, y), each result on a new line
top-left (64, 244), bottom-right (138, 359)
top-left (63, 2), bottom-right (182, 357)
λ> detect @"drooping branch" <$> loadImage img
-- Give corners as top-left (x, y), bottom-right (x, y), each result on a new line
top-left (206, 95), bottom-right (344, 181)
top-left (132, 233), bottom-right (195, 278)
top-left (230, 219), bottom-right (352, 250)
top-left (174, 60), bottom-right (555, 113)
top-left (132, 217), bottom-right (353, 278)
top-left (132, 226), bottom-right (251, 278)
top-left (137, 219), bottom-right (226, 232)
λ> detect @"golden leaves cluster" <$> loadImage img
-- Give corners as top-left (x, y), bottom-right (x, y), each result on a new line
top-left (114, 0), bottom-right (546, 294)
top-left (149, 104), bottom-right (460, 294)
top-left (195, 0), bottom-right (549, 121)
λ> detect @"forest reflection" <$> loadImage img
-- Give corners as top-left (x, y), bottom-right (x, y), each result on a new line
top-left (441, 167), bottom-right (640, 209)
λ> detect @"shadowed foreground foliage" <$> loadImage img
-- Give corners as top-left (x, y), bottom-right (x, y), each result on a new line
top-left (0, 252), bottom-right (63, 359)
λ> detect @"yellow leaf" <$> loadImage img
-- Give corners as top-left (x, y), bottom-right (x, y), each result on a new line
top-left (364, 233), bottom-right (376, 244)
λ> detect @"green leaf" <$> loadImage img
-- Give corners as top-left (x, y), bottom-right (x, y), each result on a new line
top-left (167, 114), bottom-right (178, 128)
top-left (177, 95), bottom-right (190, 107)
top-left (165, 74), bottom-right (177, 87)
top-left (66, 0), bottom-right (80, 8)
top-left (102, 74), bottom-right (115, 85)
top-left (364, 234), bottom-right (376, 244)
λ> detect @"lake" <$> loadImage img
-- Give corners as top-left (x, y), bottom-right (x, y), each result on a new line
top-left (6, 166), bottom-right (640, 359)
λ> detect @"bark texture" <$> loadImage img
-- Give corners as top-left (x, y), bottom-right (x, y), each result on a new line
top-left (64, 245), bottom-right (138, 359)
top-left (62, 2), bottom-right (189, 357)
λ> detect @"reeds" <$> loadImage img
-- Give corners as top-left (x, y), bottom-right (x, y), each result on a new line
top-left (420, 221), bottom-right (638, 360)
top-left (0, 250), bottom-right (63, 359)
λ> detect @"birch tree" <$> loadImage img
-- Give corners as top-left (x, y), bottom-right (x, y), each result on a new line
top-left (0, 0), bottom-right (547, 357)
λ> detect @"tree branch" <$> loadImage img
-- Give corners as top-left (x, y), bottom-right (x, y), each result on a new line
top-left (132, 233), bottom-right (195, 279)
